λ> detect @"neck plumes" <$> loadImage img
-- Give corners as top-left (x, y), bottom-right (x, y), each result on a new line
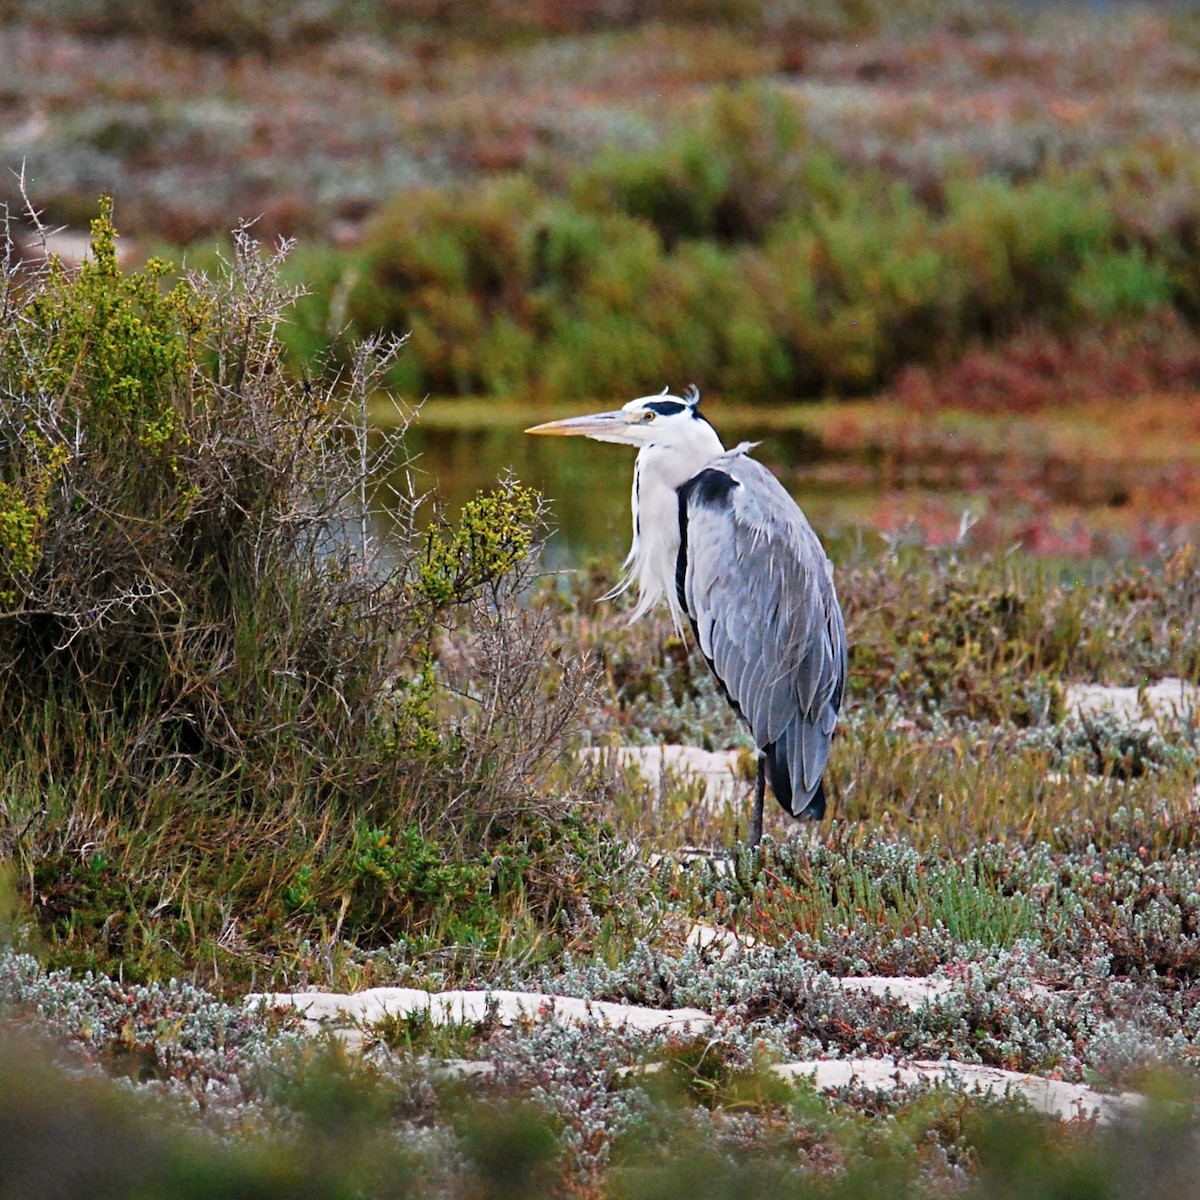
top-left (609, 423), bottom-right (725, 630)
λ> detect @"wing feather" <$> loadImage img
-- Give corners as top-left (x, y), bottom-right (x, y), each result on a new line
top-left (678, 452), bottom-right (847, 818)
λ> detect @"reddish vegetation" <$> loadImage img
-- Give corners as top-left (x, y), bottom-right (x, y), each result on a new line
top-left (3, 6), bottom-right (1200, 246)
top-left (798, 384), bottom-right (1200, 558)
top-left (866, 489), bottom-right (1198, 560)
top-left (891, 317), bottom-right (1200, 415)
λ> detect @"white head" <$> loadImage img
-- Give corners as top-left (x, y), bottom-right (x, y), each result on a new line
top-left (526, 386), bottom-right (725, 461)
top-left (528, 387), bottom-right (727, 628)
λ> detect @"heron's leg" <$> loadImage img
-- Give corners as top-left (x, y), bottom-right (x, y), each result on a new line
top-left (749, 755), bottom-right (765, 848)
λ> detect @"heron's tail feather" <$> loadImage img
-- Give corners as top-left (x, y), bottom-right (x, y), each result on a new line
top-left (796, 779), bottom-right (826, 821)
top-left (764, 709), bottom-right (834, 820)
top-left (600, 571), bottom-right (634, 603)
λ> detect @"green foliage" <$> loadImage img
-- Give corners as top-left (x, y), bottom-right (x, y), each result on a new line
top-left (0, 202), bottom-right (610, 989)
top-left (344, 823), bottom-right (500, 943)
top-left (1071, 245), bottom-right (1176, 322)
top-left (417, 484), bottom-right (540, 607)
top-left (641, 1035), bottom-right (794, 1113)
top-left (340, 83), bottom-right (1198, 401)
top-left (714, 836), bottom-right (1046, 949)
top-left (573, 84), bottom-right (818, 247)
top-left (13, 198), bottom-right (209, 461)
top-left (455, 1103), bottom-right (562, 1200)
top-left (944, 173), bottom-right (1117, 334)
top-left (0, 440), bottom-right (66, 604)
top-left (0, 1031), bottom-right (424, 1199)
top-left (0, 198), bottom-right (210, 598)
top-left (347, 177), bottom-right (547, 396)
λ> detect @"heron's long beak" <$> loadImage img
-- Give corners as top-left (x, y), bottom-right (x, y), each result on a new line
top-left (525, 410), bottom-right (637, 444)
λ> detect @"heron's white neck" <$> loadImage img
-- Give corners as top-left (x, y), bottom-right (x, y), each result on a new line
top-left (608, 421), bottom-right (725, 629)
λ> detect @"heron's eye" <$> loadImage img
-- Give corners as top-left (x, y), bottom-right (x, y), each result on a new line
top-left (642, 411), bottom-right (656, 422)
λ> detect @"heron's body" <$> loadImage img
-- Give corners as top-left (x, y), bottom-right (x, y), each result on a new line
top-left (528, 389), bottom-right (846, 845)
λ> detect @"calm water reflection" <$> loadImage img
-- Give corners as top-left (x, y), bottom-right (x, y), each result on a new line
top-left (367, 399), bottom-right (1200, 570)
top-left (386, 415), bottom-right (855, 570)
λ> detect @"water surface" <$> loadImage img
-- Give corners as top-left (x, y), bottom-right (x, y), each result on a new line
top-left (372, 397), bottom-right (1200, 569)
top-left (387, 409), bottom-right (866, 569)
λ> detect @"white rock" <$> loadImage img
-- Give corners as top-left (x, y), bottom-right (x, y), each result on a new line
top-left (775, 1058), bottom-right (1141, 1123)
top-left (584, 744), bottom-right (747, 807)
top-left (252, 986), bottom-right (1144, 1124)
top-left (835, 975), bottom-right (957, 1008)
top-left (248, 987), bottom-right (713, 1033)
top-left (835, 975), bottom-right (1053, 1009)
top-left (432, 1059), bottom-right (498, 1081)
top-left (648, 847), bottom-right (736, 875)
top-left (1066, 678), bottom-right (1199, 727)
top-left (330, 1027), bottom-right (367, 1052)
top-left (685, 921), bottom-right (754, 958)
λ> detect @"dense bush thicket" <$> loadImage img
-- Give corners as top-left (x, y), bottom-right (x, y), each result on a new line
top-left (0, 201), bottom-right (611, 987)
top-left (7, 3), bottom-right (1200, 404)
top-left (322, 86), bottom-right (1200, 401)
top-left (0, 0), bottom-right (928, 51)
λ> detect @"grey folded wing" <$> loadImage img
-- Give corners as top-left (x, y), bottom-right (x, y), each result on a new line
top-left (676, 453), bottom-right (847, 817)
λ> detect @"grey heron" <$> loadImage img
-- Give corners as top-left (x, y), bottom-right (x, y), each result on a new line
top-left (527, 387), bottom-right (846, 847)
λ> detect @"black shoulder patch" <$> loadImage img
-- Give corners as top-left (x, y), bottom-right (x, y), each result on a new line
top-left (679, 467), bottom-right (738, 510)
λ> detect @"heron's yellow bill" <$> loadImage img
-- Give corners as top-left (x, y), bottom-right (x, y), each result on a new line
top-left (525, 410), bottom-right (634, 440)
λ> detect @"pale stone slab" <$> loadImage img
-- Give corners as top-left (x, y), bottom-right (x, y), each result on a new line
top-left (775, 1058), bottom-right (1141, 1123)
top-left (684, 921), bottom-right (755, 958)
top-left (584, 744), bottom-right (747, 806)
top-left (250, 983), bottom-right (1144, 1124)
top-left (1066, 678), bottom-right (1199, 726)
top-left (433, 1059), bottom-right (497, 1081)
top-left (835, 975), bottom-right (957, 1008)
top-left (834, 975), bottom-right (1052, 1009)
top-left (248, 987), bottom-right (712, 1033)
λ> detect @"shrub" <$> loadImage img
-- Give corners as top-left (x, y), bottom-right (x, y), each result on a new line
top-left (347, 177), bottom-right (548, 396)
top-left (942, 173), bottom-right (1116, 336)
top-left (337, 84), bottom-right (1200, 401)
top-left (0, 199), bottom-right (608, 985)
top-left (2, 0), bottom-right (360, 51)
top-left (0, 0), bottom-right (886, 46)
top-left (892, 314), bottom-right (1200, 413)
top-left (1070, 245), bottom-right (1175, 322)
top-left (764, 181), bottom-right (954, 392)
top-left (573, 84), bottom-right (834, 248)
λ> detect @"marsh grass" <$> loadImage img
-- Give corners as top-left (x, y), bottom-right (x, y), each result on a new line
top-left (705, 835), bottom-right (1053, 950)
top-left (831, 712), bottom-right (1200, 852)
top-left (566, 540), bottom-right (1200, 862)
